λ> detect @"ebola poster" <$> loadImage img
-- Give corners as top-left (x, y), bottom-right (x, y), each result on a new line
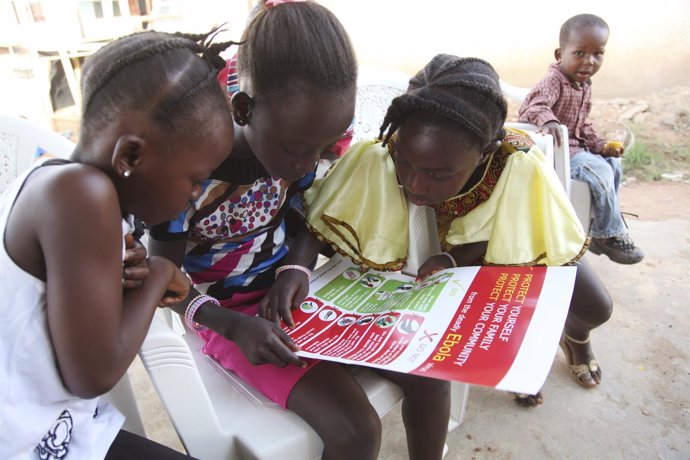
top-left (284, 257), bottom-right (576, 395)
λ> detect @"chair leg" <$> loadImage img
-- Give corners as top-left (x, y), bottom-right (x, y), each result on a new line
top-left (103, 372), bottom-right (147, 437)
top-left (447, 382), bottom-right (470, 432)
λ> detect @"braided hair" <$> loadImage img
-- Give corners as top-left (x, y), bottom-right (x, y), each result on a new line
top-left (380, 55), bottom-right (508, 150)
top-left (237, 0), bottom-right (357, 99)
top-left (559, 14), bottom-right (609, 48)
top-left (80, 29), bottom-right (239, 146)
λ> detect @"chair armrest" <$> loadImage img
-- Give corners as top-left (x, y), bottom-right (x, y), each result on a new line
top-left (402, 203), bottom-right (441, 276)
top-left (138, 316), bottom-right (225, 453)
top-left (553, 124), bottom-right (571, 197)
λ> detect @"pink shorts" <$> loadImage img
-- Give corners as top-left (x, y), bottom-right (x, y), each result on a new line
top-left (198, 289), bottom-right (319, 408)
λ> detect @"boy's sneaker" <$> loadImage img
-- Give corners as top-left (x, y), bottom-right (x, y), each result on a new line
top-left (588, 235), bottom-right (644, 264)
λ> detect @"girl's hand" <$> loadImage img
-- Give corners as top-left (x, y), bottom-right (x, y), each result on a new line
top-left (541, 121), bottom-right (563, 147)
top-left (258, 270), bottom-right (310, 328)
top-left (417, 254), bottom-right (455, 281)
top-left (159, 264), bottom-right (192, 307)
top-left (122, 233), bottom-right (149, 290)
top-left (230, 314), bottom-right (305, 367)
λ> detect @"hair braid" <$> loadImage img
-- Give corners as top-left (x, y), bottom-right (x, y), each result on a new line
top-left (174, 26), bottom-right (242, 71)
top-left (80, 29), bottom-right (239, 147)
top-left (380, 54), bottom-right (507, 148)
top-left (237, 1), bottom-right (356, 99)
top-left (82, 36), bottom-right (204, 112)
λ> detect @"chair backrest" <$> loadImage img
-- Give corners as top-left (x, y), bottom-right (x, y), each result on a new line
top-left (0, 114), bottom-right (74, 192)
top-left (352, 65), bottom-right (411, 143)
top-left (140, 276), bottom-right (405, 459)
top-left (499, 79), bottom-right (530, 102)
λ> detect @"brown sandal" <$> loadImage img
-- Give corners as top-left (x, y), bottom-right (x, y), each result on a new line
top-left (559, 333), bottom-right (601, 388)
top-left (511, 391), bottom-right (544, 407)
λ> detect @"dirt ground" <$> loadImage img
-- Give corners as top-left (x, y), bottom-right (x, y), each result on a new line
top-left (505, 84), bottom-right (690, 178)
top-left (619, 181), bottom-right (690, 221)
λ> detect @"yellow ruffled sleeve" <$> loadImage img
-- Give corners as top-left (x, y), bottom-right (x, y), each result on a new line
top-left (446, 146), bottom-right (588, 266)
top-left (303, 139), bottom-right (408, 270)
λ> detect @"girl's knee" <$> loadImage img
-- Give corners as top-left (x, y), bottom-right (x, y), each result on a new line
top-left (591, 294), bottom-right (613, 325)
top-left (421, 379), bottom-right (451, 403)
top-left (572, 262), bottom-right (613, 327)
top-left (571, 286), bottom-right (613, 327)
top-left (323, 404), bottom-right (381, 457)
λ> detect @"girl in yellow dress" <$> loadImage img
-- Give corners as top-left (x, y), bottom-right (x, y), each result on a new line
top-left (268, 55), bottom-right (614, 415)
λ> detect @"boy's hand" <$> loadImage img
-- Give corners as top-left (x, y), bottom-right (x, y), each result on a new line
top-left (541, 121), bottom-right (563, 147)
top-left (231, 314), bottom-right (305, 367)
top-left (122, 233), bottom-right (149, 290)
top-left (417, 254), bottom-right (455, 281)
top-left (258, 270), bottom-right (310, 328)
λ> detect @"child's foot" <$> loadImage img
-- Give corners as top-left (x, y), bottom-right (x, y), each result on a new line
top-left (589, 234), bottom-right (644, 264)
top-left (559, 333), bottom-right (601, 388)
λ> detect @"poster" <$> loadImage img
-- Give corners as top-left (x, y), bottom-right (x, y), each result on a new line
top-left (284, 257), bottom-right (577, 395)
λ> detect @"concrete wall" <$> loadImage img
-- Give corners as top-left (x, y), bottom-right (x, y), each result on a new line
top-left (318, 0), bottom-right (690, 98)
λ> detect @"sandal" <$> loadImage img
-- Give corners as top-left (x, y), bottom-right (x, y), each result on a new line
top-left (559, 333), bottom-right (601, 388)
top-left (511, 391), bottom-right (543, 407)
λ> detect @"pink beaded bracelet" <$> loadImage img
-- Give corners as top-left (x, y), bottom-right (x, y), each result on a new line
top-left (184, 294), bottom-right (220, 332)
top-left (274, 264), bottom-right (311, 281)
top-left (440, 252), bottom-right (457, 268)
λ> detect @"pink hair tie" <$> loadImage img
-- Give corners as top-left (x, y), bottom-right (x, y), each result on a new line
top-left (265, 0), bottom-right (307, 9)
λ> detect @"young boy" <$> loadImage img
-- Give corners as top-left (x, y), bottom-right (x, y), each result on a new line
top-left (519, 13), bottom-right (644, 265)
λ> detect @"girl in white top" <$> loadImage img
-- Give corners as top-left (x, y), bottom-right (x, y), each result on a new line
top-left (0, 29), bottom-right (234, 459)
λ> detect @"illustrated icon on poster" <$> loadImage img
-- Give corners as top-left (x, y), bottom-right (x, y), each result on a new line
top-left (357, 316), bottom-right (374, 326)
top-left (397, 318), bottom-right (420, 335)
top-left (300, 300), bottom-right (319, 313)
top-left (337, 316), bottom-right (356, 326)
top-left (319, 309), bottom-right (337, 322)
top-left (375, 314), bottom-right (396, 328)
top-left (360, 274), bottom-right (382, 289)
top-left (393, 283), bottom-right (415, 294)
top-left (342, 268), bottom-right (360, 280)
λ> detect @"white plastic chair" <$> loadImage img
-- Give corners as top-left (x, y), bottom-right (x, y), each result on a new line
top-left (0, 114), bottom-right (146, 436)
top-left (500, 81), bottom-right (593, 232)
top-left (137, 66), bottom-right (471, 459)
top-left (141, 311), bottom-right (405, 459)
top-left (356, 65), bottom-right (470, 432)
top-left (352, 65), bottom-right (412, 144)
top-left (139, 204), bottom-right (461, 459)
top-left (0, 114), bottom-right (74, 192)
top-left (403, 204), bottom-right (470, 433)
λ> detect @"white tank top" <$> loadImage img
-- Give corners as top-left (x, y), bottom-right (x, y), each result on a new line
top-left (0, 161), bottom-right (124, 459)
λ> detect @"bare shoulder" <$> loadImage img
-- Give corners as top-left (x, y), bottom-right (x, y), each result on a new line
top-left (6, 162), bottom-right (122, 279)
top-left (29, 163), bottom-right (120, 217)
